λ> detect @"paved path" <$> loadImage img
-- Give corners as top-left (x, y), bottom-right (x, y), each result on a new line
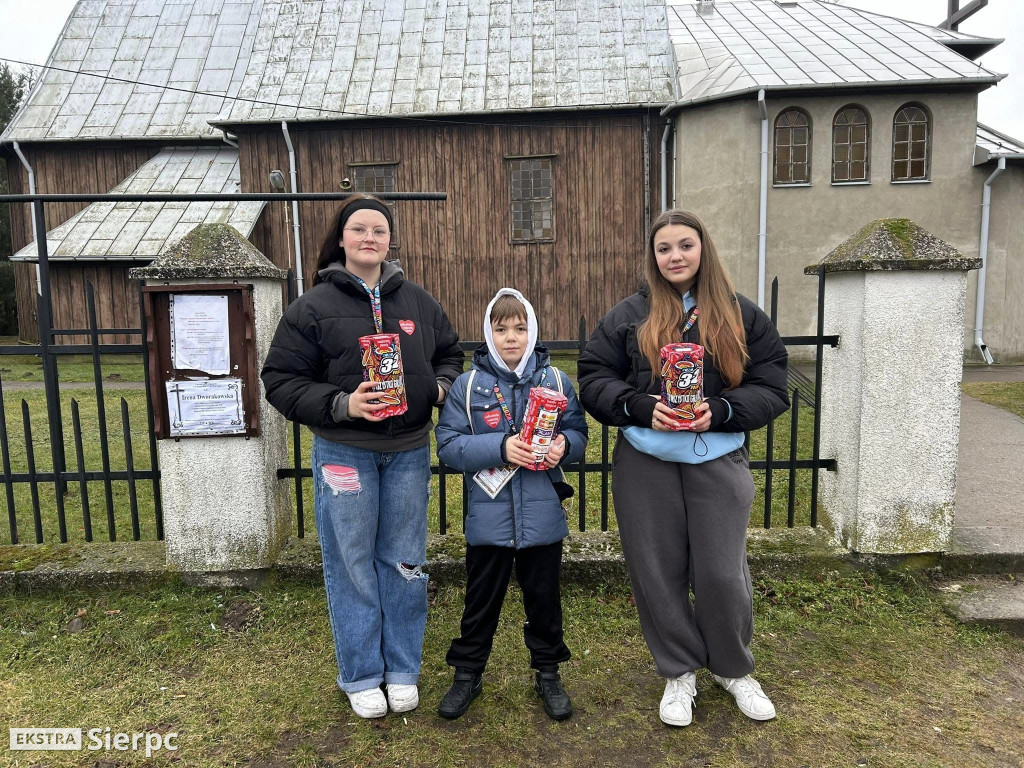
top-left (953, 367), bottom-right (1024, 554)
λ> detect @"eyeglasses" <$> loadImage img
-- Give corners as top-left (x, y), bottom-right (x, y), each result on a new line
top-left (344, 225), bottom-right (391, 242)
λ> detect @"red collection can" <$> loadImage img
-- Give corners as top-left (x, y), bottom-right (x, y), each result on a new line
top-left (519, 387), bottom-right (569, 471)
top-left (358, 333), bottom-right (408, 418)
top-left (660, 342), bottom-right (704, 429)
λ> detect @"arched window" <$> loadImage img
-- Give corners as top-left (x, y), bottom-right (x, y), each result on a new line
top-left (832, 106), bottom-right (870, 183)
top-left (774, 109), bottom-right (811, 185)
top-left (892, 104), bottom-right (930, 181)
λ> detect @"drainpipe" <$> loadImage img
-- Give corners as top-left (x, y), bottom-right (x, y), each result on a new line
top-left (280, 121), bottom-right (304, 296)
top-left (221, 129), bottom-right (238, 148)
top-left (975, 156), bottom-right (1005, 365)
top-left (671, 121), bottom-right (678, 209)
top-left (11, 141), bottom-right (43, 296)
top-left (757, 90), bottom-right (768, 309)
top-left (660, 119), bottom-right (672, 213)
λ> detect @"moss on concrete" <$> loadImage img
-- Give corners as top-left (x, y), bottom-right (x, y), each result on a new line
top-left (129, 223), bottom-right (287, 280)
top-left (854, 503), bottom-right (954, 556)
top-left (804, 218), bottom-right (980, 274)
top-left (0, 543), bottom-right (85, 572)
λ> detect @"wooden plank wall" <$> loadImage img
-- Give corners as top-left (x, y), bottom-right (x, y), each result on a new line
top-left (237, 111), bottom-right (663, 341)
top-left (4, 143), bottom-right (161, 342)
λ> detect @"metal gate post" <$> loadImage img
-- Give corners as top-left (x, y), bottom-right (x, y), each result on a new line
top-left (32, 200), bottom-right (67, 497)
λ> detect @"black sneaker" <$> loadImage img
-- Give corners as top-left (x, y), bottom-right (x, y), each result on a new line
top-left (534, 670), bottom-right (573, 721)
top-left (438, 669), bottom-right (482, 719)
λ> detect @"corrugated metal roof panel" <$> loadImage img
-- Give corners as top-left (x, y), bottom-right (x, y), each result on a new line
top-left (976, 123), bottom-right (1024, 157)
top-left (11, 146), bottom-right (264, 262)
top-left (666, 0), bottom-right (1002, 108)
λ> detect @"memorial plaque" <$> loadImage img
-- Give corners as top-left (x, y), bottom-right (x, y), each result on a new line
top-left (141, 284), bottom-right (260, 439)
top-left (165, 378), bottom-right (246, 437)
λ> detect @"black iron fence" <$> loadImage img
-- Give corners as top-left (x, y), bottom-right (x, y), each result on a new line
top-left (278, 270), bottom-right (838, 538)
top-left (1, 191), bottom-right (836, 545)
top-left (0, 191), bottom-right (442, 545)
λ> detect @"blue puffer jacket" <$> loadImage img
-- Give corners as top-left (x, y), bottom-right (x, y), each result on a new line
top-left (435, 344), bottom-right (588, 548)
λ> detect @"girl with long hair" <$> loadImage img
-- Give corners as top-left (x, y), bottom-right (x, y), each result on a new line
top-left (578, 210), bottom-right (789, 727)
top-left (261, 194), bottom-right (464, 719)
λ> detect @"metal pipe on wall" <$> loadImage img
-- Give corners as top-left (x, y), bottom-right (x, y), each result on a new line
top-left (11, 141), bottom-right (43, 296)
top-left (757, 89), bottom-right (768, 309)
top-left (975, 156), bottom-right (1005, 365)
top-left (280, 121), bottom-right (304, 296)
top-left (660, 119), bottom-right (672, 213)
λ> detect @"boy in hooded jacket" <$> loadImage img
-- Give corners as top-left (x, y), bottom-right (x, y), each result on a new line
top-left (435, 289), bottom-right (588, 721)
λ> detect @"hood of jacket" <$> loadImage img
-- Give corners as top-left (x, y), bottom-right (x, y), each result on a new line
top-left (482, 287), bottom-right (538, 379)
top-left (472, 342), bottom-right (551, 384)
top-left (318, 258), bottom-right (405, 296)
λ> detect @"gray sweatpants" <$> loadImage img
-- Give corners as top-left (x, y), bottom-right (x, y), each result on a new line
top-left (612, 434), bottom-right (756, 679)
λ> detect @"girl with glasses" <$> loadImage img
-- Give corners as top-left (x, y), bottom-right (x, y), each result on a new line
top-left (262, 194), bottom-right (464, 719)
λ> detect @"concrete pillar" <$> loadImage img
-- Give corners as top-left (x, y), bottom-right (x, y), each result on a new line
top-left (130, 224), bottom-right (291, 578)
top-left (805, 219), bottom-right (981, 554)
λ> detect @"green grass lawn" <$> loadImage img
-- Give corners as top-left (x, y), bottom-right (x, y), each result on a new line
top-left (961, 381), bottom-right (1024, 420)
top-left (0, 337), bottom-right (144, 384)
top-left (1, 572), bottom-right (1021, 767)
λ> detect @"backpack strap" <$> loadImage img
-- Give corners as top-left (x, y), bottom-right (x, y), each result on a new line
top-left (547, 365), bottom-right (563, 395)
top-left (464, 369), bottom-right (478, 435)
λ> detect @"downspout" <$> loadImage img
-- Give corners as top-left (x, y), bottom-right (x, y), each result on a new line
top-left (671, 121), bottom-right (678, 209)
top-left (660, 119), bottom-right (672, 213)
top-left (975, 156), bottom-right (1005, 365)
top-left (280, 121), bottom-right (304, 296)
top-left (757, 90), bottom-right (768, 309)
top-left (221, 129), bottom-right (238, 148)
top-left (11, 141), bottom-right (43, 296)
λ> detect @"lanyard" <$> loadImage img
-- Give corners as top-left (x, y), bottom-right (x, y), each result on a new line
top-left (681, 306), bottom-right (699, 336)
top-left (491, 385), bottom-right (517, 433)
top-left (354, 277), bottom-right (383, 333)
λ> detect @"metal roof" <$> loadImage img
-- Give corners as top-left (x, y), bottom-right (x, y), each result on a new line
top-left (215, 0), bottom-right (676, 124)
top-left (1, 0), bottom-right (1006, 140)
top-left (974, 122), bottom-right (1024, 164)
top-left (901, 18), bottom-right (1002, 58)
top-left (2, 0), bottom-right (677, 141)
top-left (11, 146), bottom-right (265, 262)
top-left (664, 0), bottom-right (1003, 110)
top-left (2, 0), bottom-right (264, 141)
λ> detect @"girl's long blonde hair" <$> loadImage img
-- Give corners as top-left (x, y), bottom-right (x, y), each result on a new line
top-left (637, 210), bottom-right (748, 388)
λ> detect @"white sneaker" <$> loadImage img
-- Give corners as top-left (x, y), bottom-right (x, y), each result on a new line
top-left (712, 674), bottom-right (776, 721)
top-left (346, 687), bottom-right (388, 719)
top-left (659, 672), bottom-right (697, 726)
top-left (385, 683), bottom-right (419, 713)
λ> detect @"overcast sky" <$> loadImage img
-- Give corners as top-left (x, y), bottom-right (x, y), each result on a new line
top-left (0, 0), bottom-right (1020, 137)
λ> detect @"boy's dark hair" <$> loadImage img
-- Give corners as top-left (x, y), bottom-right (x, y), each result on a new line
top-left (489, 294), bottom-right (528, 326)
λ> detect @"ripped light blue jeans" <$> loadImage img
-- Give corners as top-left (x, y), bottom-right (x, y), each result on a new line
top-left (312, 436), bottom-right (430, 693)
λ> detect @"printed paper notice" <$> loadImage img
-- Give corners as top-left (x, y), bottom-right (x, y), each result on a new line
top-left (170, 294), bottom-right (230, 375)
top-left (166, 378), bottom-right (245, 437)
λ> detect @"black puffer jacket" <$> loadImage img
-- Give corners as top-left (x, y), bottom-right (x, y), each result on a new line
top-left (261, 261), bottom-right (464, 446)
top-left (578, 289), bottom-right (789, 432)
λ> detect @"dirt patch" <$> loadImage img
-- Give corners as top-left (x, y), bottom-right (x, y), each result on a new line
top-left (219, 600), bottom-right (260, 632)
top-left (245, 725), bottom-right (351, 768)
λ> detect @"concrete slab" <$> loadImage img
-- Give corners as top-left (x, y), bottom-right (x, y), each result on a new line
top-left (939, 575), bottom-right (1024, 635)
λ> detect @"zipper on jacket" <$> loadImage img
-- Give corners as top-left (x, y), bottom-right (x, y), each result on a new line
top-left (509, 385), bottom-right (519, 548)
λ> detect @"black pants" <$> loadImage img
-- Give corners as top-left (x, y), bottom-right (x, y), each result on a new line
top-left (445, 540), bottom-right (571, 673)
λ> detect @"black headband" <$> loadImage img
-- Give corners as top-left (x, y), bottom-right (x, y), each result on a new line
top-left (340, 199), bottom-right (394, 231)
